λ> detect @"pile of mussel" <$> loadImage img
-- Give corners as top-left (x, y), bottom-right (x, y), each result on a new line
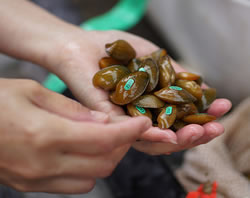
top-left (93, 40), bottom-right (217, 131)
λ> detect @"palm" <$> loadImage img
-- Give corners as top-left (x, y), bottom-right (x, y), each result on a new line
top-left (59, 30), bottom-right (232, 155)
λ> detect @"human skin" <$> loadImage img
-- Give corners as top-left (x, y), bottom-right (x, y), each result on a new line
top-left (0, 78), bottom-right (151, 193)
top-left (0, 0), bottom-right (231, 193)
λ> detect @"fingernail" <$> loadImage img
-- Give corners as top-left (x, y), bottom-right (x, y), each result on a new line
top-left (90, 111), bottom-right (109, 122)
top-left (162, 138), bottom-right (178, 144)
top-left (161, 132), bottom-right (178, 144)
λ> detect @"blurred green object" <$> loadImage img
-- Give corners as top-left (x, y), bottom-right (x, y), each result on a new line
top-left (43, 0), bottom-right (148, 93)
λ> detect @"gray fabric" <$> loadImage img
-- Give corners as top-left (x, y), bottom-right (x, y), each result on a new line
top-left (176, 98), bottom-right (250, 198)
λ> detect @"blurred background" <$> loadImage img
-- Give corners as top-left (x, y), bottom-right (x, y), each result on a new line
top-left (0, 0), bottom-right (250, 197)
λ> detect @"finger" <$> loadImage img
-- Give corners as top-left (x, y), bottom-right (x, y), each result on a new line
top-left (191, 122), bottom-right (224, 146)
top-left (66, 66), bottom-right (124, 116)
top-left (175, 124), bottom-right (205, 146)
top-left (29, 86), bottom-right (109, 122)
top-left (132, 141), bottom-right (178, 155)
top-left (207, 98), bottom-right (232, 117)
top-left (24, 177), bottom-right (95, 194)
top-left (109, 115), bottom-right (130, 123)
top-left (59, 144), bottom-right (130, 178)
top-left (54, 116), bottom-right (152, 155)
top-left (138, 127), bottom-right (177, 144)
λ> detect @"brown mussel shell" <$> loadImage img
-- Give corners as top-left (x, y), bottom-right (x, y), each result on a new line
top-left (110, 71), bottom-right (149, 105)
top-left (139, 58), bottom-right (159, 92)
top-left (132, 94), bottom-right (165, 108)
top-left (105, 40), bottom-right (136, 63)
top-left (138, 49), bottom-right (167, 63)
top-left (127, 58), bottom-right (142, 72)
top-left (154, 86), bottom-right (197, 104)
top-left (127, 104), bottom-right (152, 119)
top-left (195, 76), bottom-right (203, 86)
top-left (183, 113), bottom-right (216, 125)
top-left (93, 65), bottom-right (130, 91)
top-left (99, 57), bottom-right (123, 69)
top-left (171, 120), bottom-right (188, 131)
top-left (175, 79), bottom-right (203, 100)
top-left (196, 88), bottom-right (217, 112)
top-left (158, 55), bottom-right (176, 88)
top-left (176, 103), bottom-right (198, 119)
top-left (176, 72), bottom-right (201, 81)
top-left (157, 105), bottom-right (177, 129)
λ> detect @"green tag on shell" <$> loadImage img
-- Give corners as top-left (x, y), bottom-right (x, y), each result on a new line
top-left (136, 105), bottom-right (146, 114)
top-left (124, 79), bottom-right (135, 90)
top-left (139, 67), bottom-right (146, 72)
top-left (165, 106), bottom-right (173, 115)
top-left (169, 86), bottom-right (182, 91)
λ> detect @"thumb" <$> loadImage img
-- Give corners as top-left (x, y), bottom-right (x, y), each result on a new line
top-left (29, 86), bottom-right (109, 123)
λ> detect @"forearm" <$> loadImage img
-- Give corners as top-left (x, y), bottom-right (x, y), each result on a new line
top-left (0, 0), bottom-right (82, 71)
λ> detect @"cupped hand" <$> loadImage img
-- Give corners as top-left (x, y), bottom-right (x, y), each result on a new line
top-left (51, 30), bottom-right (232, 155)
top-left (0, 78), bottom-right (151, 193)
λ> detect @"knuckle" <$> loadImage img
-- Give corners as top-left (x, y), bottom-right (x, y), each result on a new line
top-left (24, 124), bottom-right (49, 150)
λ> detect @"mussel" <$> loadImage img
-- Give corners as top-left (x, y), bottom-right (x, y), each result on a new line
top-left (132, 94), bottom-right (165, 108)
top-left (196, 88), bottom-right (217, 112)
top-left (99, 57), bottom-right (123, 69)
top-left (105, 40), bottom-right (136, 64)
top-left (93, 65), bottom-right (130, 91)
top-left (127, 103), bottom-right (152, 119)
top-left (158, 55), bottom-right (176, 88)
top-left (176, 72), bottom-right (201, 81)
top-left (139, 58), bottom-right (159, 92)
top-left (172, 120), bottom-right (188, 131)
top-left (138, 49), bottom-right (167, 63)
top-left (154, 86), bottom-right (197, 104)
top-left (183, 113), bottom-right (216, 125)
top-left (127, 58), bottom-right (142, 72)
top-left (175, 79), bottom-right (203, 100)
top-left (157, 105), bottom-right (177, 129)
top-left (110, 71), bottom-right (149, 105)
top-left (176, 103), bottom-right (198, 119)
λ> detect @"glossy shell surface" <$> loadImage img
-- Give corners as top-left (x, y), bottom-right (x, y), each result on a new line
top-left (176, 79), bottom-right (203, 100)
top-left (183, 113), bottom-right (216, 124)
top-left (176, 72), bottom-right (200, 81)
top-left (154, 86), bottom-right (197, 104)
top-left (157, 105), bottom-right (177, 129)
top-left (196, 88), bottom-right (217, 112)
top-left (127, 104), bottom-right (152, 119)
top-left (139, 58), bottom-right (159, 92)
top-left (110, 71), bottom-right (149, 105)
top-left (93, 65), bottom-right (130, 91)
top-left (132, 94), bottom-right (165, 108)
top-left (158, 55), bottom-right (176, 88)
top-left (105, 40), bottom-right (136, 63)
top-left (99, 57), bottom-right (123, 69)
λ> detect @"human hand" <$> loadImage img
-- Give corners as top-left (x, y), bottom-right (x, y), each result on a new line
top-left (0, 0), bottom-right (231, 157)
top-left (48, 30), bottom-right (231, 155)
top-left (0, 78), bottom-right (151, 193)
